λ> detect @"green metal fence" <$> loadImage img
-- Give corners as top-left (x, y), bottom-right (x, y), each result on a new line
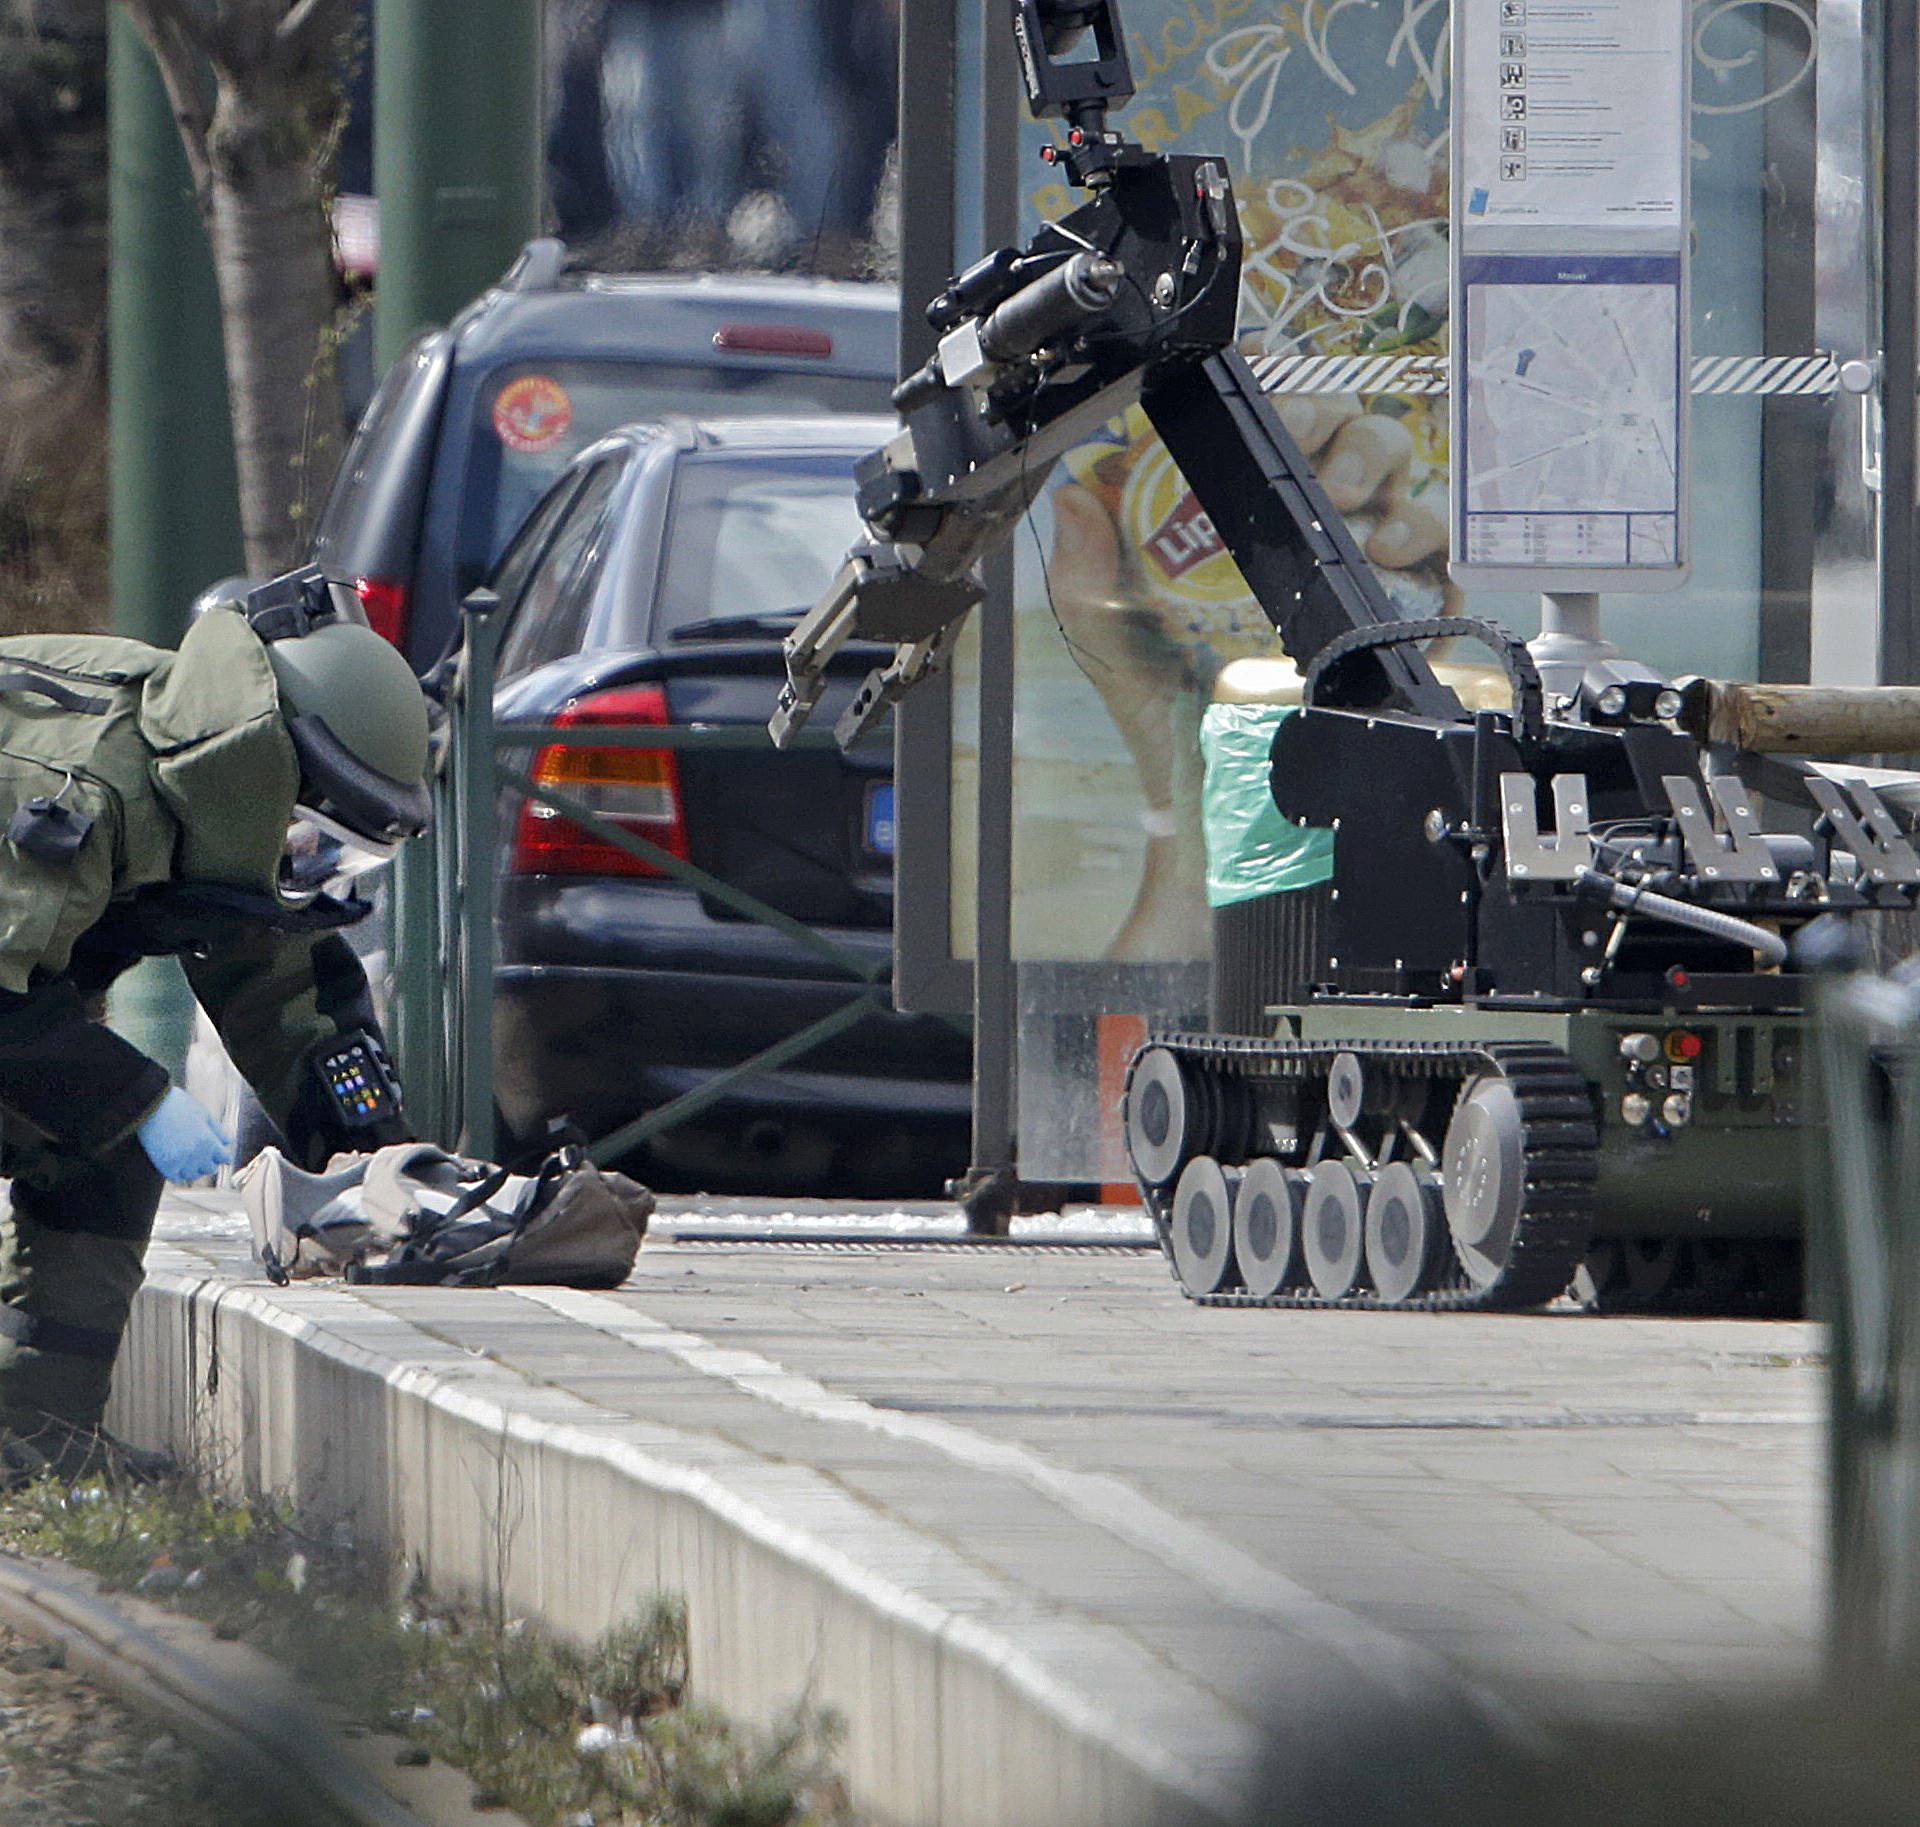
top-left (393, 591), bottom-right (897, 1168)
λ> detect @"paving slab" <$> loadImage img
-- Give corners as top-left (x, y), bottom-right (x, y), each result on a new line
top-left (110, 1196), bottom-right (1827, 1826)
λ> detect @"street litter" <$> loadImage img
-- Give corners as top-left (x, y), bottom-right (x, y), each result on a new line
top-left (240, 1139), bottom-right (653, 1288)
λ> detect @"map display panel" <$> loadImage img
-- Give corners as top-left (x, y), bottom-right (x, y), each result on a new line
top-left (1450, 0), bottom-right (1690, 589)
top-left (1459, 254), bottom-right (1683, 570)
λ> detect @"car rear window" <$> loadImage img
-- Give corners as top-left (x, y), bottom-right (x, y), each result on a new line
top-left (495, 457), bottom-right (628, 680)
top-left (630, 452), bottom-right (868, 644)
top-left (468, 359), bottom-right (891, 566)
top-left (312, 336), bottom-right (427, 568)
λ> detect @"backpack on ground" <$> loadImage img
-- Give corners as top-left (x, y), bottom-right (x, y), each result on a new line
top-left (240, 1139), bottom-right (652, 1288)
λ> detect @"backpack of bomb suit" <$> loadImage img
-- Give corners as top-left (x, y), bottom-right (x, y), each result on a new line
top-left (0, 610), bottom-right (299, 998)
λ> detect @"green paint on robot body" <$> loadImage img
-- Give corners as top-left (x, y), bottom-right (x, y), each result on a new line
top-left (1286, 1003), bottom-right (1808, 1240)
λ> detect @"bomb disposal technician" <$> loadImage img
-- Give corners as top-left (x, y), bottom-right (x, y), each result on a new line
top-left (0, 572), bottom-right (432, 1476)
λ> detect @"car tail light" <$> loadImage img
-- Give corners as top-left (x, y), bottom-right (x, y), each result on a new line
top-left (712, 323), bottom-right (834, 358)
top-left (354, 575), bottom-right (410, 648)
top-left (511, 685), bottom-right (690, 879)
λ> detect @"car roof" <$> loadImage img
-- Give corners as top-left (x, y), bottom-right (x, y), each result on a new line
top-left (573, 272), bottom-right (895, 307)
top-left (584, 414), bottom-right (897, 462)
top-left (450, 272), bottom-right (900, 373)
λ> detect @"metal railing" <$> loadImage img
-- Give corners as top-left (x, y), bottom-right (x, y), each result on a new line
top-left (392, 592), bottom-right (896, 1168)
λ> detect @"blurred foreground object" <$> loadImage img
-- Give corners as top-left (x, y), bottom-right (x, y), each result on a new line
top-left (1, 4), bottom-right (113, 637)
top-left (1807, 933), bottom-right (1920, 1672)
top-left (1235, 1668), bottom-right (1920, 1826)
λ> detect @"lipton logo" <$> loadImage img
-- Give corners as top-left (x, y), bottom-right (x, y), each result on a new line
top-left (1145, 492), bottom-right (1223, 581)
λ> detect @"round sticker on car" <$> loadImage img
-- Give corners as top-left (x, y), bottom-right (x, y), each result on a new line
top-left (492, 375), bottom-right (574, 454)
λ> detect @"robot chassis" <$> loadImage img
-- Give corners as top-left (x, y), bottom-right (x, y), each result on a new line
top-left (773, 0), bottom-right (1917, 1316)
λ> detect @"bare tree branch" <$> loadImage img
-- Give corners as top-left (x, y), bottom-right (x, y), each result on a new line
top-left (119, 2), bottom-right (215, 204)
top-left (212, 0), bottom-right (272, 69)
top-left (129, 0), bottom-right (242, 66)
top-left (276, 0), bottom-right (347, 59)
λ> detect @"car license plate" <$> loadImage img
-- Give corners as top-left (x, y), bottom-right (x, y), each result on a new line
top-left (865, 783), bottom-right (897, 857)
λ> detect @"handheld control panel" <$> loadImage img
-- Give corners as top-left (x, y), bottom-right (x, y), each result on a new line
top-left (313, 1032), bottom-right (403, 1130)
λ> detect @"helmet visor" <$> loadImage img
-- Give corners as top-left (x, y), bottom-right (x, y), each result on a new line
top-left (284, 713), bottom-right (433, 849)
top-left (286, 808), bottom-right (403, 874)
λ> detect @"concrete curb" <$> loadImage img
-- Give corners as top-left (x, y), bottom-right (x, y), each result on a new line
top-left (0, 1551), bottom-right (511, 1827)
top-left (111, 1248), bottom-right (1263, 1827)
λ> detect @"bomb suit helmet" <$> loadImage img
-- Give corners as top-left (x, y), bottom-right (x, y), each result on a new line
top-left (245, 568), bottom-right (433, 857)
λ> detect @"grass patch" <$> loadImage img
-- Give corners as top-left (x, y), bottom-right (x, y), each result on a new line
top-left (0, 1473), bottom-right (851, 1826)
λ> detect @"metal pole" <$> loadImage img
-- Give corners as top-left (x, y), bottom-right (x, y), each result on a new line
top-left (1529, 591), bottom-right (1613, 705)
top-left (108, 14), bottom-right (243, 645)
top-left (952, 5), bottom-right (1023, 1234)
top-left (961, 555), bottom-right (1019, 1232)
top-left (1811, 0), bottom-right (1884, 688)
top-left (455, 600), bottom-right (501, 1163)
top-left (372, 0), bottom-right (544, 365)
top-left (374, 0), bottom-right (542, 1127)
top-left (1878, 5), bottom-right (1919, 687)
top-left (107, 16), bottom-right (243, 1079)
top-left (890, 0), bottom-right (974, 1016)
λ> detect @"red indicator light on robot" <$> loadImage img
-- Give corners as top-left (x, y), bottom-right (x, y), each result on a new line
top-left (1041, 145), bottom-right (1058, 163)
top-left (1666, 1030), bottom-right (1704, 1064)
top-left (1667, 967), bottom-right (1691, 991)
top-left (1069, 128), bottom-right (1085, 146)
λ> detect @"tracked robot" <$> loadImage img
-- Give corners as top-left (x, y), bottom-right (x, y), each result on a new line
top-left (773, 0), bottom-right (1920, 1314)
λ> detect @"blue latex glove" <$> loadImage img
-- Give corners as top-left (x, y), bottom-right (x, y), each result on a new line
top-left (136, 1088), bottom-right (235, 1184)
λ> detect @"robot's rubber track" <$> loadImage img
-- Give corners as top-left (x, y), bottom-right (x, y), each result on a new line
top-left (1139, 1034), bottom-right (1598, 1313)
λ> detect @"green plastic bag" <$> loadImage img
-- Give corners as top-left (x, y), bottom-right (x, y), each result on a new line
top-left (1199, 702), bottom-right (1334, 909)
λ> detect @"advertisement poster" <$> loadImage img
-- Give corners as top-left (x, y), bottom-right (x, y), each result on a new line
top-left (968, 0), bottom-right (1460, 942)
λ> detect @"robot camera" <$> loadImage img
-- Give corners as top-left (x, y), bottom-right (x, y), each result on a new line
top-left (1031, 0), bottom-right (1110, 51)
top-left (1011, 0), bottom-right (1134, 119)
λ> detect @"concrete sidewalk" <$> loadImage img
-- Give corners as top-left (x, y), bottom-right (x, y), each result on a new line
top-left (113, 1195), bottom-right (1825, 1826)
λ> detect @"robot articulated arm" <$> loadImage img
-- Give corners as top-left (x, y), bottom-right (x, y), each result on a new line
top-left (773, 0), bottom-right (1238, 750)
top-left (771, 0), bottom-right (1463, 751)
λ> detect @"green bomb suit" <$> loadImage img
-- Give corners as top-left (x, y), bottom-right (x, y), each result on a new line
top-left (0, 608), bottom-right (409, 1467)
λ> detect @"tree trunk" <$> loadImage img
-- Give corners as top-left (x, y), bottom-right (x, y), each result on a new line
top-left (204, 83), bottom-right (341, 576)
top-left (118, 0), bottom-right (350, 581)
top-left (0, 1), bottom-right (109, 633)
